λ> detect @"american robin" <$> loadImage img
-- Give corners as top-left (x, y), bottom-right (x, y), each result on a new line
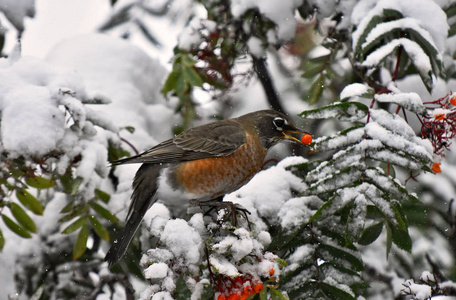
top-left (105, 109), bottom-right (309, 266)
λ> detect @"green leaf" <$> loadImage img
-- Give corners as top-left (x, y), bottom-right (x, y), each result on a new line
top-left (391, 223), bottom-right (412, 252)
top-left (302, 55), bottom-right (330, 78)
top-left (162, 71), bottom-right (179, 96)
top-left (0, 229), bottom-right (4, 250)
top-left (386, 221), bottom-right (393, 258)
top-left (16, 189), bottom-right (44, 215)
top-left (378, 162), bottom-right (396, 178)
top-left (408, 30), bottom-right (442, 75)
top-left (98, 4), bottom-right (133, 31)
top-left (58, 203), bottom-right (88, 223)
top-left (95, 189), bottom-right (111, 203)
top-left (382, 8), bottom-right (404, 19)
top-left (306, 73), bottom-right (325, 104)
top-left (354, 15), bottom-right (383, 54)
top-left (73, 224), bottom-right (89, 260)
top-left (449, 23), bottom-right (456, 37)
top-left (270, 288), bottom-right (289, 300)
top-left (62, 216), bottom-right (87, 234)
top-left (89, 215), bottom-right (110, 241)
top-left (319, 244), bottom-right (364, 271)
top-left (392, 202), bottom-right (408, 231)
top-left (2, 215), bottom-right (32, 238)
top-left (135, 19), bottom-right (161, 47)
top-left (90, 201), bottom-right (118, 223)
top-left (358, 221), bottom-right (384, 245)
top-left (309, 196), bottom-right (335, 222)
top-left (175, 72), bottom-right (187, 98)
top-left (320, 282), bottom-right (356, 300)
top-left (123, 126), bottom-right (135, 134)
top-left (259, 286), bottom-right (268, 300)
top-left (60, 201), bottom-right (74, 214)
top-left (62, 176), bottom-right (83, 196)
top-left (299, 102), bottom-right (369, 122)
top-left (26, 176), bottom-right (55, 189)
top-left (366, 205), bottom-right (385, 220)
top-left (176, 275), bottom-right (192, 300)
top-left (181, 54), bottom-right (196, 66)
top-left (30, 285), bottom-right (44, 300)
top-left (10, 203), bottom-right (37, 233)
top-left (446, 3), bottom-right (456, 18)
top-left (182, 66), bottom-right (204, 87)
top-left (390, 203), bottom-right (412, 252)
top-left (313, 125), bottom-right (365, 152)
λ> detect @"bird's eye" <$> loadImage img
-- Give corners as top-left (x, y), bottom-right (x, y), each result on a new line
top-left (273, 117), bottom-right (286, 130)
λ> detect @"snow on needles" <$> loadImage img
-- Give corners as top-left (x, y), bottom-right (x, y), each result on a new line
top-left (351, 0), bottom-right (448, 51)
top-left (0, 54), bottom-right (83, 156)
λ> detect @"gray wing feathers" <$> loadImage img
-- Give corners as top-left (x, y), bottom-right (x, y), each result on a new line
top-left (111, 121), bottom-right (246, 165)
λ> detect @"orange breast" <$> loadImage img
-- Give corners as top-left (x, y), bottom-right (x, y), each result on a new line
top-left (174, 133), bottom-right (267, 200)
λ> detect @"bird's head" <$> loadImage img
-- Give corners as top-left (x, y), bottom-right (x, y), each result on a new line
top-left (238, 110), bottom-right (311, 149)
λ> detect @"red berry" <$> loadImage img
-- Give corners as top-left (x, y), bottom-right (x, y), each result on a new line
top-left (269, 268), bottom-right (275, 276)
top-left (253, 282), bottom-right (264, 293)
top-left (243, 284), bottom-right (253, 295)
top-left (450, 96), bottom-right (456, 105)
top-left (234, 277), bottom-right (243, 287)
top-left (227, 293), bottom-right (241, 300)
top-left (432, 162), bottom-right (442, 173)
top-left (218, 294), bottom-right (227, 300)
top-left (240, 290), bottom-right (250, 300)
top-left (435, 114), bottom-right (445, 120)
top-left (301, 134), bottom-right (312, 145)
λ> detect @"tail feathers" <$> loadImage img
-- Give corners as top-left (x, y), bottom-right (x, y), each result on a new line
top-left (105, 210), bottom-right (144, 267)
top-left (105, 164), bottom-right (162, 267)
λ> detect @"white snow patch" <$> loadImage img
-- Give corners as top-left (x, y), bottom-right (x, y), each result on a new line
top-left (340, 83), bottom-right (372, 100)
top-left (144, 263), bottom-right (169, 280)
top-left (230, 0), bottom-right (303, 41)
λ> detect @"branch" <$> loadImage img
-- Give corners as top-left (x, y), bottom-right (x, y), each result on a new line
top-left (251, 55), bottom-right (285, 113)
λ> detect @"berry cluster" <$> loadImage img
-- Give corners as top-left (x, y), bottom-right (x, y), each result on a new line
top-left (421, 93), bottom-right (456, 157)
top-left (216, 273), bottom-right (270, 300)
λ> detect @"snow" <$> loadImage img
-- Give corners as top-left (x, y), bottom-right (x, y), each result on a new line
top-left (284, 245), bottom-right (315, 272)
top-left (374, 92), bottom-right (426, 115)
top-left (419, 271), bottom-right (434, 282)
top-left (0, 33), bottom-right (177, 298)
top-left (403, 279), bottom-right (432, 300)
top-left (178, 18), bottom-right (217, 51)
top-left (230, 0), bottom-right (303, 41)
top-left (154, 218), bottom-right (203, 264)
top-left (362, 38), bottom-right (433, 83)
top-left (363, 18), bottom-right (440, 57)
top-left (366, 120), bottom-right (433, 162)
top-left (1, 85), bottom-right (64, 156)
top-left (1, 1), bottom-right (455, 299)
top-left (351, 0), bottom-right (448, 51)
top-left (225, 156), bottom-right (308, 225)
top-left (340, 83), bottom-right (372, 101)
top-left (247, 36), bottom-right (265, 58)
top-left (278, 196), bottom-right (322, 231)
top-left (144, 263), bottom-right (169, 280)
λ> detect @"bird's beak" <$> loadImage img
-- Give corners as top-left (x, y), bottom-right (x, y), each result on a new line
top-left (283, 130), bottom-right (310, 144)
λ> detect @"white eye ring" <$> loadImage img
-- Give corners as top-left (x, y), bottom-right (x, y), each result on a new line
top-left (273, 117), bottom-right (287, 130)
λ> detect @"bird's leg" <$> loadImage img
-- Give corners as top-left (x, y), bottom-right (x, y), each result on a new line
top-left (199, 197), bottom-right (251, 227)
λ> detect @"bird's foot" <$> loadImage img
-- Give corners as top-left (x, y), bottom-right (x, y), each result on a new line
top-left (199, 200), bottom-right (251, 228)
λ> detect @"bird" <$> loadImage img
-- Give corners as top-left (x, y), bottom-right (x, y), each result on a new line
top-left (105, 109), bottom-right (309, 267)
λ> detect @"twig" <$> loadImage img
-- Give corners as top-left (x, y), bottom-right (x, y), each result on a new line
top-left (251, 55), bottom-right (285, 113)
